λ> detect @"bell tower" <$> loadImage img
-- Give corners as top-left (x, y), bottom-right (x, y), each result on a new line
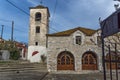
top-left (29, 5), bottom-right (50, 47)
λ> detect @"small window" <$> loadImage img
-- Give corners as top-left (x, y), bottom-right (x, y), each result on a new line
top-left (97, 36), bottom-right (101, 45)
top-left (35, 12), bottom-right (41, 21)
top-left (36, 26), bottom-right (40, 33)
top-left (76, 36), bottom-right (81, 45)
top-left (35, 42), bottom-right (38, 46)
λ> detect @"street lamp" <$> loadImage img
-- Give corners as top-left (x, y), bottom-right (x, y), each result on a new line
top-left (114, 4), bottom-right (119, 10)
top-left (114, 0), bottom-right (120, 10)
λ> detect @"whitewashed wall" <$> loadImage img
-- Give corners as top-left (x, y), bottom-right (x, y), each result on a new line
top-left (27, 46), bottom-right (47, 63)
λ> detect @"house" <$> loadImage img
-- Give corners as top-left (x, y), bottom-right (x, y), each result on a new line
top-left (14, 41), bottom-right (27, 60)
top-left (0, 38), bottom-right (27, 60)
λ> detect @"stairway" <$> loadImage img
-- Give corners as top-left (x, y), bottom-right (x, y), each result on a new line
top-left (0, 60), bottom-right (47, 72)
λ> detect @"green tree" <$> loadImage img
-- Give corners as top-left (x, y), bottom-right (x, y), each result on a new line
top-left (0, 41), bottom-right (20, 60)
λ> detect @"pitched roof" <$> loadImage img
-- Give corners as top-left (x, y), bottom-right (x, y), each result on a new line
top-left (47, 27), bottom-right (97, 36)
top-left (29, 5), bottom-right (47, 9)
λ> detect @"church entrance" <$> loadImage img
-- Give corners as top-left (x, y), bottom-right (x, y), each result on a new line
top-left (82, 51), bottom-right (98, 70)
top-left (57, 51), bottom-right (74, 70)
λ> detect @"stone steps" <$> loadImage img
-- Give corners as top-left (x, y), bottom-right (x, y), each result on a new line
top-left (0, 68), bottom-right (47, 72)
top-left (0, 60), bottom-right (47, 72)
top-left (0, 66), bottom-right (47, 72)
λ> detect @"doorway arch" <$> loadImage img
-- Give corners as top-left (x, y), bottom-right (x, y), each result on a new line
top-left (57, 51), bottom-right (74, 70)
top-left (82, 51), bottom-right (98, 70)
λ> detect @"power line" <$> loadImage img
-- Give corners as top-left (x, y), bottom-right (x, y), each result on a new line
top-left (6, 0), bottom-right (30, 16)
top-left (51, 0), bottom-right (58, 19)
top-left (50, 20), bottom-right (73, 30)
top-left (50, 0), bottom-right (75, 31)
top-left (0, 24), bottom-right (26, 33)
top-left (6, 0), bottom-right (58, 33)
top-left (50, 26), bottom-right (58, 32)
top-left (14, 28), bottom-right (27, 33)
top-left (6, 0), bottom-right (74, 33)
top-left (50, 0), bottom-right (58, 27)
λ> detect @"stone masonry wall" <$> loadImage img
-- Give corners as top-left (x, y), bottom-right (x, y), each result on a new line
top-left (29, 8), bottom-right (49, 47)
top-left (47, 30), bottom-right (103, 72)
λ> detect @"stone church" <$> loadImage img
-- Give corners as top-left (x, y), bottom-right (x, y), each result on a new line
top-left (28, 5), bottom-right (120, 72)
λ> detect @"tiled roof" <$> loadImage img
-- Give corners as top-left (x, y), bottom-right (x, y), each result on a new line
top-left (47, 27), bottom-right (97, 36)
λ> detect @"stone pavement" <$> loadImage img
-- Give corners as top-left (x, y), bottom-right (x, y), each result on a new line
top-left (43, 71), bottom-right (120, 80)
top-left (0, 71), bottom-right (48, 80)
top-left (0, 71), bottom-right (120, 80)
top-left (0, 60), bottom-right (120, 80)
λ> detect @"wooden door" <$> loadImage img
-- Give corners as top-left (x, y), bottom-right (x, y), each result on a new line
top-left (106, 53), bottom-right (120, 69)
top-left (57, 51), bottom-right (74, 70)
top-left (82, 52), bottom-right (98, 70)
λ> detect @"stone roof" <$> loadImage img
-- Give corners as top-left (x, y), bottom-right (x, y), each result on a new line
top-left (47, 27), bottom-right (97, 36)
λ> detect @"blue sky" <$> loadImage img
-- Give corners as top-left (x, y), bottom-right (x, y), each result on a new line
top-left (0, 0), bottom-right (118, 43)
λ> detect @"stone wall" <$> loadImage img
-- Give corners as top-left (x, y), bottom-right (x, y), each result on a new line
top-left (47, 30), bottom-right (103, 72)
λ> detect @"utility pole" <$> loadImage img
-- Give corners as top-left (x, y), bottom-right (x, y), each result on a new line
top-left (11, 21), bottom-right (14, 41)
top-left (1, 25), bottom-right (4, 39)
top-left (99, 17), bottom-right (106, 80)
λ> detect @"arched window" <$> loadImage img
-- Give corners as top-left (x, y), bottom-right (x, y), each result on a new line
top-left (36, 26), bottom-right (40, 33)
top-left (35, 12), bottom-right (41, 21)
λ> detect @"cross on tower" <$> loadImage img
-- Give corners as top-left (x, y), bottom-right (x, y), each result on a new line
top-left (40, 0), bottom-right (43, 5)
